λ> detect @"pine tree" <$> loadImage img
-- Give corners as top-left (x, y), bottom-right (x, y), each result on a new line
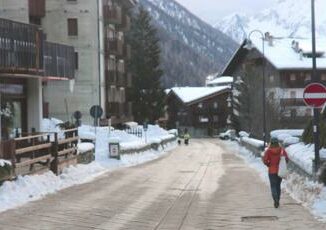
top-left (128, 7), bottom-right (164, 124)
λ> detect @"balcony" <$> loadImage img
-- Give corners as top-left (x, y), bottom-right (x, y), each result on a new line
top-left (126, 73), bottom-right (132, 87)
top-left (29, 0), bottom-right (46, 18)
top-left (118, 14), bottom-right (131, 31)
top-left (106, 38), bottom-right (123, 56)
top-left (43, 42), bottom-right (75, 80)
top-left (0, 18), bottom-right (44, 76)
top-left (103, 5), bottom-right (122, 25)
top-left (106, 70), bottom-right (117, 85)
top-left (280, 98), bottom-right (305, 107)
top-left (116, 73), bottom-right (126, 87)
top-left (124, 44), bottom-right (131, 60)
top-left (0, 18), bottom-right (75, 80)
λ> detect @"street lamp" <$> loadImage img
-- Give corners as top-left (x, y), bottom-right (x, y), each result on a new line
top-left (244, 30), bottom-right (267, 149)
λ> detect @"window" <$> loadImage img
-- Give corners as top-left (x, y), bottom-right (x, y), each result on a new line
top-left (321, 74), bottom-right (326, 81)
top-left (270, 75), bottom-right (275, 83)
top-left (198, 103), bottom-right (203, 108)
top-left (67, 18), bottom-right (78, 36)
top-left (268, 91), bottom-right (275, 99)
top-left (213, 102), bottom-right (218, 109)
top-left (74, 52), bottom-right (79, 69)
top-left (213, 115), bottom-right (219, 122)
top-left (290, 91), bottom-right (296, 98)
top-left (305, 73), bottom-right (311, 81)
top-left (199, 116), bottom-right (209, 123)
top-left (290, 73), bottom-right (296, 81)
top-left (305, 108), bottom-right (312, 116)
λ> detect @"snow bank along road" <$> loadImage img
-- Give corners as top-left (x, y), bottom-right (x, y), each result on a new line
top-left (0, 139), bottom-right (325, 229)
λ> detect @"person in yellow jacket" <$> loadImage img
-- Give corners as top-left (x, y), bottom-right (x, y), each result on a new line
top-left (184, 129), bottom-right (191, 145)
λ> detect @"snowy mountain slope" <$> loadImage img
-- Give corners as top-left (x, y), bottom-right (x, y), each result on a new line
top-left (215, 0), bottom-right (326, 43)
top-left (138, 0), bottom-right (237, 87)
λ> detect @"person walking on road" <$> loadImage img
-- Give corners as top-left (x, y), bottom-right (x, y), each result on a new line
top-left (263, 137), bottom-right (289, 208)
top-left (183, 129), bottom-right (191, 145)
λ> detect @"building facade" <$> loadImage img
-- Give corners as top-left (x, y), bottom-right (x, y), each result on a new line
top-left (167, 87), bottom-right (232, 137)
top-left (222, 33), bottom-right (326, 131)
top-left (0, 2), bottom-right (75, 140)
top-left (41, 0), bottom-right (135, 125)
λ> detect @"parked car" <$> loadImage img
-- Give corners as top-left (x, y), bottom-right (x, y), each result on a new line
top-left (218, 129), bottom-right (236, 140)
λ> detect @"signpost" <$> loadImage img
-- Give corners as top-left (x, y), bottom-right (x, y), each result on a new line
top-left (303, 83), bottom-right (326, 173)
top-left (303, 83), bottom-right (326, 108)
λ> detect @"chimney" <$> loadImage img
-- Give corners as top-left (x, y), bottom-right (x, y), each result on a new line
top-left (299, 50), bottom-right (303, 60)
top-left (264, 32), bottom-right (273, 46)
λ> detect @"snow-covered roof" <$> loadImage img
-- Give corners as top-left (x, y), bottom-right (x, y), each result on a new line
top-left (170, 86), bottom-right (230, 104)
top-left (207, 76), bottom-right (233, 86)
top-left (251, 37), bottom-right (326, 69)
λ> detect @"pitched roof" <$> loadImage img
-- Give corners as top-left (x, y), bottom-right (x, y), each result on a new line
top-left (207, 76), bottom-right (233, 86)
top-left (250, 37), bottom-right (326, 70)
top-left (169, 86), bottom-right (230, 104)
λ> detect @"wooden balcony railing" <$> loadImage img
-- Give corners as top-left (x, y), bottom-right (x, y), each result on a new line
top-left (0, 18), bottom-right (44, 75)
top-left (103, 5), bottom-right (122, 24)
top-left (44, 42), bottom-right (75, 79)
top-left (119, 14), bottom-right (131, 31)
top-left (107, 38), bottom-right (124, 56)
top-left (0, 18), bottom-right (75, 79)
top-left (280, 98), bottom-right (305, 107)
top-left (124, 44), bottom-right (131, 59)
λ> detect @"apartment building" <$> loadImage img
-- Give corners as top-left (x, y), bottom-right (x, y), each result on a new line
top-left (41, 0), bottom-right (135, 125)
top-left (0, 0), bottom-right (75, 140)
top-left (222, 33), bottom-right (326, 129)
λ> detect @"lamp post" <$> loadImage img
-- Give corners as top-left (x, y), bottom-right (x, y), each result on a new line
top-left (244, 30), bottom-right (267, 148)
top-left (311, 0), bottom-right (320, 172)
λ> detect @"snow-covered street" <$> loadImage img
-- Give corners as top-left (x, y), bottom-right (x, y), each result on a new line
top-left (0, 139), bottom-right (325, 230)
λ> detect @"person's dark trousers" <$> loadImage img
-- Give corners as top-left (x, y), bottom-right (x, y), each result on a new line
top-left (268, 174), bottom-right (282, 203)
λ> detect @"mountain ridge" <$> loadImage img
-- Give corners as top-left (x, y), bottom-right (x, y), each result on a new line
top-left (138, 0), bottom-right (237, 87)
top-left (215, 0), bottom-right (326, 43)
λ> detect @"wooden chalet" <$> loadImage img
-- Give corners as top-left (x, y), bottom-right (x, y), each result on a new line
top-left (222, 33), bottom-right (326, 131)
top-left (167, 86), bottom-right (232, 137)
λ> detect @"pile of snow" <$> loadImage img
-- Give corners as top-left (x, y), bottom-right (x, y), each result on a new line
top-left (224, 141), bottom-right (326, 221)
top-left (0, 159), bottom-right (11, 167)
top-left (241, 136), bottom-right (264, 149)
top-left (286, 143), bottom-right (326, 175)
top-left (239, 131), bottom-right (250, 138)
top-left (0, 119), bottom-right (177, 213)
top-left (271, 129), bottom-right (303, 146)
top-left (77, 143), bottom-right (95, 154)
top-left (41, 118), bottom-right (66, 140)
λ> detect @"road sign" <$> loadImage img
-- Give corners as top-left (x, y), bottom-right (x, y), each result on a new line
top-left (303, 83), bottom-right (326, 108)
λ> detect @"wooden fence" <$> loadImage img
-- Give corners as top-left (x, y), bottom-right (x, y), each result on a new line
top-left (0, 129), bottom-right (79, 178)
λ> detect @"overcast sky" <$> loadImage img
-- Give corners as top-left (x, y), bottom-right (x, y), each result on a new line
top-left (175, 0), bottom-right (278, 25)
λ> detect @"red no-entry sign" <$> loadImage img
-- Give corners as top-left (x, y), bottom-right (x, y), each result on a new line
top-left (303, 83), bottom-right (326, 108)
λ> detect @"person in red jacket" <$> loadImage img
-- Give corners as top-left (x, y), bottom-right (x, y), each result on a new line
top-left (263, 137), bottom-right (289, 208)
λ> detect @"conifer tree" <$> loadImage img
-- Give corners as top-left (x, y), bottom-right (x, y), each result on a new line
top-left (128, 7), bottom-right (165, 124)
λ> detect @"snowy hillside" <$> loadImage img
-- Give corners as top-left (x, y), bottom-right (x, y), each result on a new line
top-left (139, 0), bottom-right (237, 87)
top-left (215, 0), bottom-right (326, 43)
